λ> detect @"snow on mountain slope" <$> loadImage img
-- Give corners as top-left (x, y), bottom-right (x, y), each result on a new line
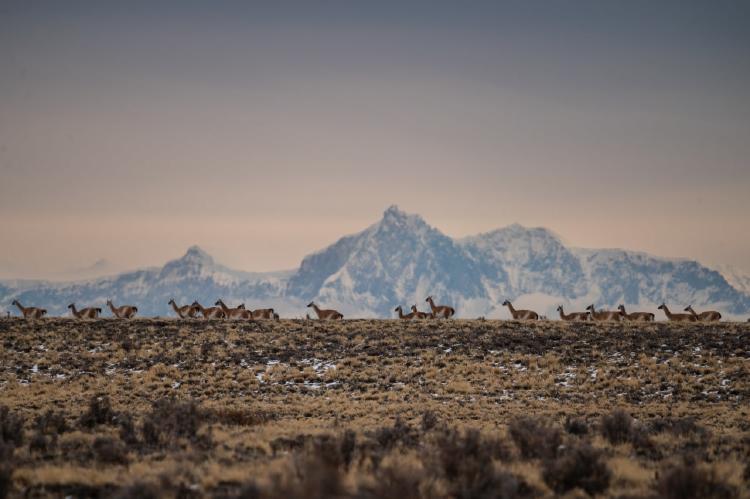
top-left (287, 206), bottom-right (485, 317)
top-left (3, 207), bottom-right (749, 318)
top-left (710, 264), bottom-right (750, 297)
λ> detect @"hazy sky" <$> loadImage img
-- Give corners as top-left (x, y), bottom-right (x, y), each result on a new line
top-left (1, 1), bottom-right (749, 279)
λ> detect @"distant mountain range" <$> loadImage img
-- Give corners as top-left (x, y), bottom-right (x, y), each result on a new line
top-left (3, 206), bottom-right (749, 319)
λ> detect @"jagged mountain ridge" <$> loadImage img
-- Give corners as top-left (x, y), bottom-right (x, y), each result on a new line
top-left (2, 207), bottom-right (749, 318)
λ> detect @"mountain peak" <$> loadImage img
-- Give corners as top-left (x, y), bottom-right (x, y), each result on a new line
top-left (383, 204), bottom-right (406, 220)
top-left (379, 205), bottom-right (429, 231)
top-left (181, 245), bottom-right (214, 265)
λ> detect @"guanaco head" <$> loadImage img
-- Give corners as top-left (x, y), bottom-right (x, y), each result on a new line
top-left (683, 305), bottom-right (695, 313)
top-left (394, 306), bottom-right (402, 312)
top-left (11, 299), bottom-right (18, 307)
top-left (411, 305), bottom-right (418, 312)
top-left (556, 305), bottom-right (563, 312)
top-left (67, 303), bottom-right (75, 309)
top-left (585, 304), bottom-right (595, 312)
top-left (168, 298), bottom-right (176, 305)
top-left (191, 301), bottom-right (200, 307)
top-left (618, 305), bottom-right (626, 313)
top-left (40, 309), bottom-right (47, 316)
top-left (657, 303), bottom-right (666, 310)
top-left (237, 304), bottom-right (246, 309)
top-left (425, 296), bottom-right (433, 303)
top-left (502, 300), bottom-right (511, 306)
top-left (214, 299), bottom-right (224, 307)
top-left (106, 299), bottom-right (113, 306)
top-left (307, 302), bottom-right (315, 308)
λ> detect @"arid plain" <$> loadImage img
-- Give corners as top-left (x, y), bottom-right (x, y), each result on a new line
top-left (1, 318), bottom-right (749, 498)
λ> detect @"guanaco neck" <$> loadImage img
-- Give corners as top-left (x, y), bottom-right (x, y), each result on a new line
top-left (558, 307), bottom-right (568, 320)
top-left (13, 301), bottom-right (26, 314)
top-left (661, 305), bottom-right (673, 318)
top-left (427, 297), bottom-right (437, 312)
top-left (312, 304), bottom-right (322, 315)
top-left (107, 301), bottom-right (118, 314)
top-left (505, 302), bottom-right (516, 314)
top-left (685, 306), bottom-right (698, 317)
top-left (170, 301), bottom-right (182, 316)
top-left (70, 305), bottom-right (80, 317)
top-left (216, 300), bottom-right (230, 314)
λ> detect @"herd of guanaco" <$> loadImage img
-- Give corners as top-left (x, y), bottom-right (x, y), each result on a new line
top-left (7, 296), bottom-right (737, 322)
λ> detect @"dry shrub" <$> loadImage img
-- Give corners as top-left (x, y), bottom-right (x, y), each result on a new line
top-left (78, 394), bottom-right (115, 428)
top-left (601, 409), bottom-right (633, 445)
top-left (421, 410), bottom-right (438, 432)
top-left (655, 461), bottom-right (737, 499)
top-left (0, 406), bottom-right (24, 448)
top-left (34, 410), bottom-right (68, 435)
top-left (92, 436), bottom-right (129, 465)
top-left (0, 466), bottom-right (11, 499)
top-left (374, 418), bottom-right (419, 450)
top-left (141, 398), bottom-right (207, 448)
top-left (364, 455), bottom-right (425, 499)
top-left (508, 416), bottom-right (562, 460)
top-left (564, 416), bottom-right (588, 436)
top-left (542, 442), bottom-right (611, 496)
top-left (600, 409), bottom-right (658, 458)
top-left (648, 417), bottom-right (706, 438)
top-left (117, 412), bottom-right (138, 446)
top-left (434, 428), bottom-right (525, 499)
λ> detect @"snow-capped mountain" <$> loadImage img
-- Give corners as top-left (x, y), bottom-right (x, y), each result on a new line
top-left (287, 205), bottom-right (485, 317)
top-left (2, 246), bottom-right (293, 318)
top-left (2, 206), bottom-right (749, 319)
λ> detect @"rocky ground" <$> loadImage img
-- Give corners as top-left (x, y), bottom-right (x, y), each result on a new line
top-left (1, 318), bottom-right (749, 498)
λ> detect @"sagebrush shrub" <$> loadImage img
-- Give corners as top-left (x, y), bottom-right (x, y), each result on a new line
top-left (0, 406), bottom-right (24, 448)
top-left (78, 395), bottom-right (115, 428)
top-left (656, 462), bottom-right (737, 499)
top-left (542, 443), bottom-right (611, 496)
top-left (600, 409), bottom-right (633, 445)
top-left (508, 416), bottom-right (562, 460)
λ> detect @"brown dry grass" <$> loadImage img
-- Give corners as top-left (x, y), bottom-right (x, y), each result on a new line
top-left (0, 318), bottom-right (749, 497)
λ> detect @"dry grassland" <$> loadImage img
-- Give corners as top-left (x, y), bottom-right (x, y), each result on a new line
top-left (1, 318), bottom-right (749, 498)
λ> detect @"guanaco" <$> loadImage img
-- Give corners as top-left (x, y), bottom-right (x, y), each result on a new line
top-left (394, 306), bottom-right (415, 320)
top-left (106, 299), bottom-right (138, 319)
top-left (585, 304), bottom-right (621, 322)
top-left (658, 303), bottom-right (697, 322)
top-left (556, 305), bottom-right (588, 321)
top-left (215, 299), bottom-right (251, 319)
top-left (191, 301), bottom-right (226, 319)
top-left (307, 302), bottom-right (343, 320)
top-left (68, 303), bottom-right (101, 319)
top-left (252, 308), bottom-right (275, 320)
top-left (425, 296), bottom-right (455, 318)
top-left (502, 300), bottom-right (538, 320)
top-left (168, 299), bottom-right (198, 319)
top-left (684, 305), bottom-right (721, 322)
top-left (411, 305), bottom-right (433, 319)
top-left (11, 300), bottom-right (46, 319)
top-left (617, 305), bottom-right (654, 322)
